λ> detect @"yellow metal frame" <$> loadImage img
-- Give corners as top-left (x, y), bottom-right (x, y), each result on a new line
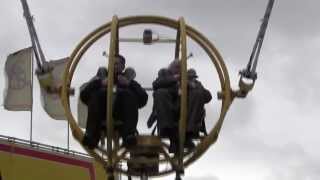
top-left (61, 15), bottom-right (238, 177)
top-left (176, 17), bottom-right (187, 173)
top-left (105, 15), bottom-right (118, 177)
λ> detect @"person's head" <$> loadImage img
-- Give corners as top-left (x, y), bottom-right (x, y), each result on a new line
top-left (158, 68), bottom-right (170, 78)
top-left (187, 68), bottom-right (198, 80)
top-left (168, 59), bottom-right (181, 75)
top-left (124, 67), bottom-right (136, 81)
top-left (114, 54), bottom-right (126, 74)
top-left (96, 67), bottom-right (108, 78)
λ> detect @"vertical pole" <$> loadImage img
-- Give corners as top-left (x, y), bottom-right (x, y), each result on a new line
top-left (174, 23), bottom-right (181, 59)
top-left (178, 17), bottom-right (187, 177)
top-left (106, 15), bottom-right (119, 180)
top-left (67, 122), bottom-right (70, 151)
top-left (30, 48), bottom-right (34, 142)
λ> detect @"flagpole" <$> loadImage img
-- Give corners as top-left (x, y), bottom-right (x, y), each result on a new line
top-left (67, 121), bottom-right (70, 151)
top-left (30, 49), bottom-right (34, 142)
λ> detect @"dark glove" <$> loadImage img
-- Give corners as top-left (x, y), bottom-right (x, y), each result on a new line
top-left (117, 75), bottom-right (130, 87)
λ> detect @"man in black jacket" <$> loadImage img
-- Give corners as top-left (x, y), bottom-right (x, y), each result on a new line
top-left (185, 68), bottom-right (212, 139)
top-left (80, 55), bottom-right (148, 149)
top-left (150, 60), bottom-right (211, 153)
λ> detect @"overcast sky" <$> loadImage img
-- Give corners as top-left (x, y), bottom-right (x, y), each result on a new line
top-left (1, 0), bottom-right (320, 180)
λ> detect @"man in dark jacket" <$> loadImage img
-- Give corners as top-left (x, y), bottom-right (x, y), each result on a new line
top-left (150, 60), bottom-right (211, 153)
top-left (186, 69), bottom-right (212, 139)
top-left (80, 55), bottom-right (148, 149)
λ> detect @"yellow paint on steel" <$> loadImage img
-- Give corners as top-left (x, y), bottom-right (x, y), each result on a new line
top-left (61, 15), bottom-right (234, 177)
top-left (178, 17), bottom-right (188, 171)
top-left (106, 15), bottom-right (118, 171)
top-left (174, 22), bottom-right (181, 59)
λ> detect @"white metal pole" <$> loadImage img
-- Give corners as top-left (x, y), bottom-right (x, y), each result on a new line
top-left (30, 49), bottom-right (34, 142)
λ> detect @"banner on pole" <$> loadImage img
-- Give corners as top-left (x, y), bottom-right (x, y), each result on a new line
top-left (38, 58), bottom-right (69, 120)
top-left (3, 47), bottom-right (33, 111)
top-left (78, 83), bottom-right (88, 129)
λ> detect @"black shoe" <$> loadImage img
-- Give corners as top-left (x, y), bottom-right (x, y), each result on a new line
top-left (82, 134), bottom-right (96, 150)
top-left (184, 140), bottom-right (195, 150)
top-left (169, 143), bottom-right (178, 154)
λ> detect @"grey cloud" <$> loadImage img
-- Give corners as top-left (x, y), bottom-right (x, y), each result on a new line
top-left (195, 130), bottom-right (320, 180)
top-left (261, 35), bottom-right (320, 108)
top-left (271, 0), bottom-right (320, 39)
top-left (265, 144), bottom-right (320, 180)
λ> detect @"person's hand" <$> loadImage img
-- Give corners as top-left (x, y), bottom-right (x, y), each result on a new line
top-left (173, 74), bottom-right (180, 81)
top-left (147, 120), bottom-right (153, 128)
top-left (188, 81), bottom-right (197, 89)
top-left (101, 78), bottom-right (108, 86)
top-left (117, 75), bottom-right (130, 87)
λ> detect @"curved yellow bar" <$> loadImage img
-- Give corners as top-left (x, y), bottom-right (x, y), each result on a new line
top-left (61, 15), bottom-right (233, 177)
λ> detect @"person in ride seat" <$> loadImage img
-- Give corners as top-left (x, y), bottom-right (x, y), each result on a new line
top-left (186, 68), bottom-right (212, 139)
top-left (80, 55), bottom-right (148, 149)
top-left (149, 60), bottom-right (211, 153)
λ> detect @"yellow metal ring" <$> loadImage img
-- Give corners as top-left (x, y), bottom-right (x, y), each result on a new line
top-left (61, 15), bottom-right (233, 177)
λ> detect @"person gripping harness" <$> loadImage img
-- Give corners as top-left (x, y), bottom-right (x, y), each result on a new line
top-left (80, 55), bottom-right (148, 149)
top-left (149, 60), bottom-right (211, 153)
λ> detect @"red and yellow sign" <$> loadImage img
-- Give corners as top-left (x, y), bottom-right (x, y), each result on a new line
top-left (0, 141), bottom-right (107, 180)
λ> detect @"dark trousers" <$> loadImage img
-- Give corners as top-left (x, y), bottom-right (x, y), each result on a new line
top-left (153, 88), bottom-right (205, 134)
top-left (153, 88), bottom-right (179, 132)
top-left (83, 88), bottom-right (139, 149)
top-left (187, 89), bottom-right (206, 134)
top-left (152, 88), bottom-right (205, 151)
